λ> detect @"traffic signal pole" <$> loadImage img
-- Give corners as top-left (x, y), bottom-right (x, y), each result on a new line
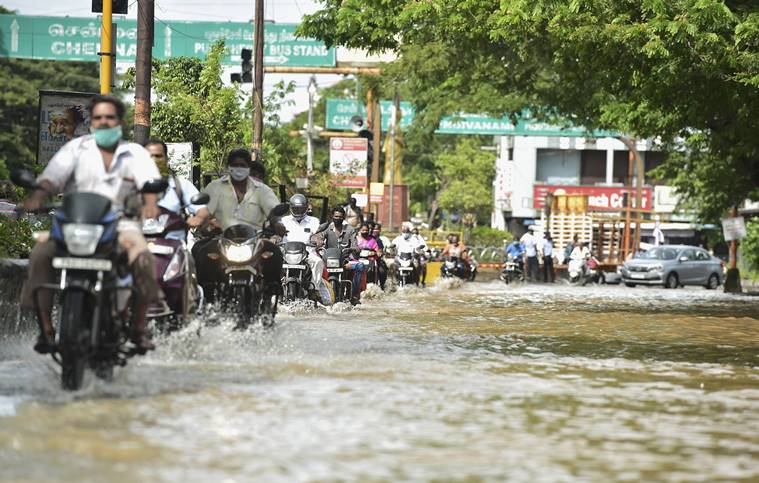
top-left (252, 0), bottom-right (264, 152)
top-left (133, 0), bottom-right (154, 145)
top-left (99, 0), bottom-right (113, 94)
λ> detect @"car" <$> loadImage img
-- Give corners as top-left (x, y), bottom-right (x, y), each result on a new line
top-left (619, 244), bottom-right (724, 289)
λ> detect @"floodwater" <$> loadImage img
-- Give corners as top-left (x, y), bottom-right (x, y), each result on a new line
top-left (1, 279), bottom-right (758, 482)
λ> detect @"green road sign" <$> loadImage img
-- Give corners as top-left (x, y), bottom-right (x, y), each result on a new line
top-left (326, 99), bottom-right (416, 131)
top-left (436, 113), bottom-right (620, 137)
top-left (0, 14), bottom-right (335, 67)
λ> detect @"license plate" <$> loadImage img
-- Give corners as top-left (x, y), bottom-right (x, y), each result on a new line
top-left (399, 267), bottom-right (413, 272)
top-left (148, 243), bottom-right (174, 255)
top-left (283, 264), bottom-right (306, 269)
top-left (630, 273), bottom-right (645, 279)
top-left (327, 268), bottom-right (343, 273)
top-left (53, 257), bottom-right (112, 271)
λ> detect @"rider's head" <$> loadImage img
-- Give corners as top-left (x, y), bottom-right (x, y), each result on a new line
top-left (332, 206), bottom-right (346, 227)
top-left (88, 95), bottom-right (126, 148)
top-left (349, 195), bottom-right (357, 207)
top-left (372, 223), bottom-right (382, 237)
top-left (227, 148), bottom-right (252, 182)
top-left (289, 193), bottom-right (308, 221)
top-left (144, 138), bottom-right (169, 176)
top-left (358, 222), bottom-right (371, 239)
top-left (451, 234), bottom-right (459, 244)
top-left (412, 227), bottom-right (419, 236)
top-left (401, 222), bottom-right (413, 240)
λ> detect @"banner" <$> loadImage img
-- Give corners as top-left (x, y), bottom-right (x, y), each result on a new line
top-left (37, 90), bottom-right (96, 165)
top-left (329, 138), bottom-right (367, 188)
top-left (534, 184), bottom-right (653, 212)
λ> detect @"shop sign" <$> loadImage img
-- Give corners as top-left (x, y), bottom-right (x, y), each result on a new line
top-left (534, 184), bottom-right (653, 211)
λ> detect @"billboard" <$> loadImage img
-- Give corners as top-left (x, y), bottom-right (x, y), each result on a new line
top-left (329, 137), bottom-right (368, 189)
top-left (37, 90), bottom-right (96, 165)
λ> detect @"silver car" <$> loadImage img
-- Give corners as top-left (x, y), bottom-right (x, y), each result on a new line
top-left (619, 245), bottom-right (724, 289)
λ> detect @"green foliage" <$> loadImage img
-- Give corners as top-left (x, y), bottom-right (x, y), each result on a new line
top-left (468, 225), bottom-right (514, 247)
top-left (0, 216), bottom-right (37, 258)
top-left (742, 218), bottom-right (759, 272)
top-left (435, 138), bottom-right (495, 221)
top-left (300, 0), bottom-right (759, 222)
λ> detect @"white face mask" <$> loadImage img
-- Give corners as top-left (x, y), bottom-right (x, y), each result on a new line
top-left (229, 167), bottom-right (250, 181)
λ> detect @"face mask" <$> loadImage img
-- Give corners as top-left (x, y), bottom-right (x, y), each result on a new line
top-left (403, 232), bottom-right (411, 240)
top-left (360, 232), bottom-right (369, 238)
top-left (333, 218), bottom-right (344, 227)
top-left (90, 125), bottom-right (122, 148)
top-left (229, 167), bottom-right (250, 181)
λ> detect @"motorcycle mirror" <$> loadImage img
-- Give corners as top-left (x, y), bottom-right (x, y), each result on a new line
top-left (141, 178), bottom-right (169, 194)
top-left (190, 192), bottom-right (210, 205)
top-left (10, 169), bottom-right (39, 190)
top-left (269, 203), bottom-right (290, 218)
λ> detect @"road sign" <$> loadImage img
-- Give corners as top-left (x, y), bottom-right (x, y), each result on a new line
top-left (326, 99), bottom-right (415, 131)
top-left (329, 137), bottom-right (368, 188)
top-left (722, 216), bottom-right (747, 242)
top-left (436, 113), bottom-right (621, 137)
top-left (0, 14), bottom-right (335, 67)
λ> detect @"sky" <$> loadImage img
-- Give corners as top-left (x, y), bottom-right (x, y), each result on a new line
top-left (3, 0), bottom-right (345, 121)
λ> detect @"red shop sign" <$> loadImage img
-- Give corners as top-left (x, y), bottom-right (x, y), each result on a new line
top-left (533, 184), bottom-right (653, 211)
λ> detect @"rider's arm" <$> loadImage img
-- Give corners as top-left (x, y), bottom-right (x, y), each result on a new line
top-left (26, 139), bottom-right (79, 210)
top-left (23, 180), bottom-right (55, 212)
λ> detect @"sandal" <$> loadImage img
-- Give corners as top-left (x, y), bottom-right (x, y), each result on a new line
top-left (33, 330), bottom-right (56, 354)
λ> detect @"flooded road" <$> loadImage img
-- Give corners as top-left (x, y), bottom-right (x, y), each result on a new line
top-left (1, 280), bottom-right (758, 482)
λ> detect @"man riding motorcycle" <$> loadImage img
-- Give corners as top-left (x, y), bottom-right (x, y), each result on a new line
top-left (391, 222), bottom-right (427, 286)
top-left (372, 223), bottom-right (391, 289)
top-left (20, 95), bottom-right (162, 352)
top-left (441, 234), bottom-right (471, 278)
top-left (192, 148), bottom-right (282, 301)
top-left (316, 206), bottom-right (363, 303)
top-left (281, 194), bottom-right (331, 305)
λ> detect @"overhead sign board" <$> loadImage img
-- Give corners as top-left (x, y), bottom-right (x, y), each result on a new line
top-left (721, 216), bottom-right (747, 242)
top-left (436, 114), bottom-right (621, 137)
top-left (0, 14), bottom-right (335, 67)
top-left (326, 99), bottom-right (415, 132)
top-left (534, 184), bottom-right (653, 212)
top-left (329, 137), bottom-right (368, 189)
top-left (37, 90), bottom-right (96, 165)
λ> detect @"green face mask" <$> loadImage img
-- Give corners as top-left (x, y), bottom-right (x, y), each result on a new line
top-left (90, 125), bottom-right (123, 148)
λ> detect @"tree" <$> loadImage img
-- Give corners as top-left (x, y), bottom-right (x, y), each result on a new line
top-left (300, 0), bottom-right (759, 223)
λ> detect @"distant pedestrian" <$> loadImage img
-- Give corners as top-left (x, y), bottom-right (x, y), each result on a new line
top-left (564, 233), bottom-right (579, 263)
top-left (344, 195), bottom-right (363, 228)
top-left (542, 232), bottom-right (555, 283)
top-left (520, 226), bottom-right (539, 282)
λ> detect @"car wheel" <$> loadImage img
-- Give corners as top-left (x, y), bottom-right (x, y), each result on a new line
top-left (625, 282), bottom-right (636, 288)
top-left (705, 273), bottom-right (720, 290)
top-left (664, 272), bottom-right (679, 289)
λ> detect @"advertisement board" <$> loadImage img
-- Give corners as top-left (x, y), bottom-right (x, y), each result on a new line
top-left (329, 137), bottom-right (368, 188)
top-left (37, 90), bottom-right (95, 165)
top-left (721, 216), bottom-right (747, 242)
top-left (533, 184), bottom-right (653, 212)
top-left (166, 142), bottom-right (193, 182)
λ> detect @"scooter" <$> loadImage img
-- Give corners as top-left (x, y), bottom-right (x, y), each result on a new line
top-left (142, 193), bottom-right (209, 330)
top-left (12, 169), bottom-right (167, 390)
top-left (568, 257), bottom-right (586, 284)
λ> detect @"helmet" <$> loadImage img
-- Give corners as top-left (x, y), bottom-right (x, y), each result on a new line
top-left (289, 194), bottom-right (308, 221)
top-left (401, 222), bottom-right (413, 233)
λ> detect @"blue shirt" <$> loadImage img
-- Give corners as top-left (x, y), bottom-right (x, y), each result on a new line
top-left (158, 176), bottom-right (206, 240)
top-left (506, 242), bottom-right (524, 258)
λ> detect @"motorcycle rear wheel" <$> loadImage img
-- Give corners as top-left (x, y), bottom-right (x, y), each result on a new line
top-left (59, 290), bottom-right (90, 391)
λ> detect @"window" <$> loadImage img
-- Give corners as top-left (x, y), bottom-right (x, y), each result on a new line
top-left (580, 150), bottom-right (606, 185)
top-left (680, 249), bottom-right (697, 261)
top-left (696, 250), bottom-right (710, 261)
top-left (536, 149), bottom-right (580, 185)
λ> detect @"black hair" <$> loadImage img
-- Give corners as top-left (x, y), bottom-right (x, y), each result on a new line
top-left (358, 222), bottom-right (372, 233)
top-left (332, 206), bottom-right (346, 216)
top-left (144, 137), bottom-right (168, 156)
top-left (227, 147), bottom-right (252, 166)
top-left (373, 223), bottom-right (382, 230)
top-left (88, 94), bottom-right (126, 120)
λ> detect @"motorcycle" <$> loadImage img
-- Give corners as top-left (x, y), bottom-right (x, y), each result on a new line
top-left (280, 241), bottom-right (315, 303)
top-left (142, 193), bottom-right (209, 330)
top-left (358, 248), bottom-right (378, 284)
top-left (12, 169), bottom-right (167, 390)
top-left (394, 250), bottom-right (418, 287)
top-left (500, 254), bottom-right (524, 284)
top-left (568, 257), bottom-right (586, 284)
top-left (584, 257), bottom-right (605, 285)
top-left (322, 245), bottom-right (354, 303)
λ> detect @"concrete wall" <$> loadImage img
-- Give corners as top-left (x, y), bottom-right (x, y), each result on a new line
top-left (0, 260), bottom-right (36, 335)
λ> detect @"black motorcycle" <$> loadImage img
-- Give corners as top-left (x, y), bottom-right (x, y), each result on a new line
top-left (500, 254), bottom-right (525, 284)
top-left (281, 241), bottom-right (316, 303)
top-left (394, 251), bottom-right (418, 287)
top-left (322, 245), bottom-right (355, 303)
top-left (12, 169), bottom-right (167, 390)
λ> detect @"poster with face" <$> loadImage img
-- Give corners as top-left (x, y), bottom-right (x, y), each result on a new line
top-left (37, 90), bottom-right (96, 165)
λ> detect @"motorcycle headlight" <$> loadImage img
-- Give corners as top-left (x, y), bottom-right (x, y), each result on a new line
top-left (400, 259), bottom-right (412, 267)
top-left (327, 258), bottom-right (341, 268)
top-left (163, 250), bottom-right (183, 282)
top-left (63, 223), bottom-right (104, 256)
top-left (142, 214), bottom-right (169, 235)
top-left (285, 253), bottom-right (302, 265)
top-left (225, 243), bottom-right (253, 263)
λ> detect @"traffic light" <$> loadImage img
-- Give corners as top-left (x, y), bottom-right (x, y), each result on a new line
top-left (92, 0), bottom-right (129, 14)
top-left (241, 48), bottom-right (253, 83)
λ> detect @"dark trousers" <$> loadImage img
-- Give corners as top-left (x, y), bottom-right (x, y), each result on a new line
top-left (526, 256), bottom-right (539, 282)
top-left (543, 255), bottom-right (554, 283)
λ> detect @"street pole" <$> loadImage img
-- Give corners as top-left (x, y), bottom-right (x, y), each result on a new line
top-left (306, 75), bottom-right (317, 176)
top-left (388, 90), bottom-right (399, 230)
top-left (133, 0), bottom-right (154, 145)
top-left (252, 0), bottom-right (265, 152)
top-left (99, 0), bottom-right (113, 94)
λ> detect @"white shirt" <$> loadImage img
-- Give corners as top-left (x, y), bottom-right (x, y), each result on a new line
top-left (159, 176), bottom-right (207, 241)
top-left (38, 135), bottom-right (160, 209)
top-left (204, 175), bottom-right (280, 230)
top-left (391, 234), bottom-right (422, 254)
top-left (541, 239), bottom-right (553, 256)
top-left (570, 246), bottom-right (590, 261)
top-left (520, 232), bottom-right (538, 257)
top-left (281, 214), bottom-right (321, 245)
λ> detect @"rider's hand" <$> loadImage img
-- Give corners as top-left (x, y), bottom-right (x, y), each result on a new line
top-left (141, 204), bottom-right (160, 220)
top-left (22, 197), bottom-right (43, 212)
top-left (209, 218), bottom-right (222, 229)
top-left (187, 215), bottom-right (204, 228)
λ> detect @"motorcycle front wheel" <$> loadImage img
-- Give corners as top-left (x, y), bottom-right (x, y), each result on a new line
top-left (59, 290), bottom-right (90, 391)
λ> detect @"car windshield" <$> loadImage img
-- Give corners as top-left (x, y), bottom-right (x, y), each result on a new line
top-left (639, 247), bottom-right (678, 260)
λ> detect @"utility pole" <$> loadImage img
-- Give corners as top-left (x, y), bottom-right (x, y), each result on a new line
top-left (133, 0), bottom-right (154, 145)
top-left (388, 90), bottom-right (399, 231)
top-left (252, 0), bottom-right (265, 152)
top-left (99, 0), bottom-right (113, 94)
top-left (306, 75), bottom-right (317, 176)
